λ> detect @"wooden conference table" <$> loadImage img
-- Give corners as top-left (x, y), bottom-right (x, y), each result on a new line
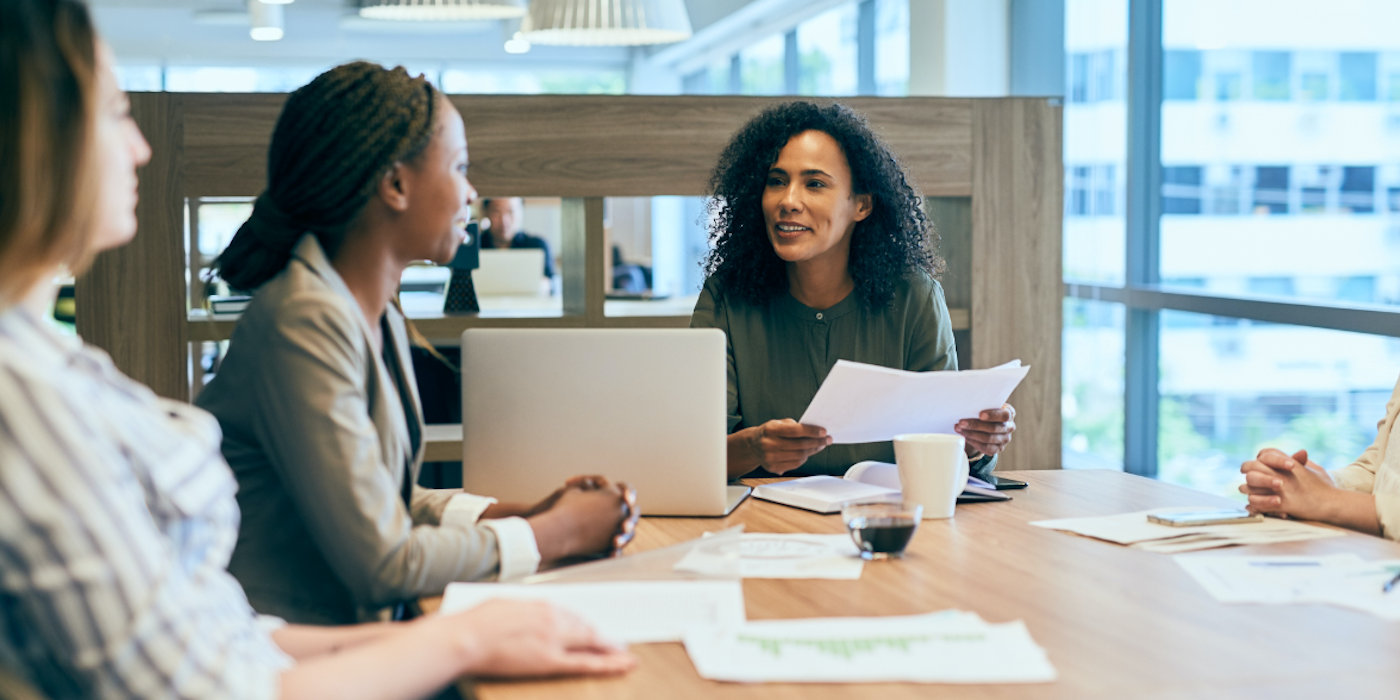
top-left (427, 470), bottom-right (1400, 699)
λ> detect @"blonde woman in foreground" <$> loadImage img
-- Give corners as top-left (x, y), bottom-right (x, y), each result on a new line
top-left (0, 1), bottom-right (633, 697)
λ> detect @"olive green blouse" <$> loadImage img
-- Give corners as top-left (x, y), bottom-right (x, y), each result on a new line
top-left (691, 272), bottom-right (967, 477)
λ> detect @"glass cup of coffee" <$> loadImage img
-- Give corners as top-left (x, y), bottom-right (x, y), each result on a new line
top-left (840, 498), bottom-right (923, 560)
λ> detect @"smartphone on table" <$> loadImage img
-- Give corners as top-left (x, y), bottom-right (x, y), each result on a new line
top-left (985, 475), bottom-right (1028, 490)
top-left (1147, 509), bottom-right (1262, 527)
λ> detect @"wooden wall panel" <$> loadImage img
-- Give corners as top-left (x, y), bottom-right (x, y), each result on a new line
top-left (181, 94), bottom-right (283, 196)
top-left (75, 93), bottom-right (188, 400)
top-left (971, 99), bottom-right (1063, 471)
top-left (181, 94), bottom-right (972, 198)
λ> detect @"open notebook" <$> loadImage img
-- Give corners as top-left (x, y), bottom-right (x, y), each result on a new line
top-left (752, 461), bottom-right (1010, 514)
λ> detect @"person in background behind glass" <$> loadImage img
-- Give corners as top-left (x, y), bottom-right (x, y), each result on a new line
top-left (481, 197), bottom-right (555, 279)
top-left (0, 1), bottom-right (634, 697)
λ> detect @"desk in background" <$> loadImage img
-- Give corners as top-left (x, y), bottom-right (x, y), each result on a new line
top-left (425, 470), bottom-right (1400, 699)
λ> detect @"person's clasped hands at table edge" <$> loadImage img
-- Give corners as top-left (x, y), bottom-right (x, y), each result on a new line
top-left (1239, 448), bottom-right (1383, 536)
top-left (519, 476), bottom-right (641, 559)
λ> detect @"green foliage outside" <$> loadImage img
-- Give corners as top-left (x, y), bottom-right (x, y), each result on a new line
top-left (1157, 397), bottom-right (1368, 500)
top-left (797, 50), bottom-right (833, 95)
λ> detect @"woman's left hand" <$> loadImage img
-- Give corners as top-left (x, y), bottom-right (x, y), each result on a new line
top-left (955, 404), bottom-right (1016, 457)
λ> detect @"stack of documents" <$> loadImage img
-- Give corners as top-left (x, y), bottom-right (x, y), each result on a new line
top-left (799, 359), bottom-right (1029, 443)
top-left (683, 611), bottom-right (1056, 684)
top-left (439, 580), bottom-right (746, 643)
top-left (752, 461), bottom-right (1008, 514)
top-left (673, 533), bottom-right (865, 580)
top-left (1177, 554), bottom-right (1400, 620)
top-left (1029, 508), bottom-right (1345, 553)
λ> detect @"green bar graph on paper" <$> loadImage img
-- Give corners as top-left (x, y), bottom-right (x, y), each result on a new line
top-left (737, 633), bottom-right (986, 660)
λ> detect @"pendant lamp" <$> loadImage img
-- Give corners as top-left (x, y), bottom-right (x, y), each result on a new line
top-left (522, 0), bottom-right (692, 46)
top-left (359, 0), bottom-right (526, 21)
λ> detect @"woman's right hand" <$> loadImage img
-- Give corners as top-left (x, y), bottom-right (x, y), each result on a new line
top-left (738, 418), bottom-right (832, 475)
top-left (442, 599), bottom-right (635, 678)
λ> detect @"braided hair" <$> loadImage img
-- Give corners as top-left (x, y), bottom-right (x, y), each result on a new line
top-left (702, 101), bottom-right (942, 309)
top-left (213, 61), bottom-right (438, 290)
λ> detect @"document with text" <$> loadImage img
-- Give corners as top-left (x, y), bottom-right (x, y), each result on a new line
top-left (684, 610), bottom-right (1057, 684)
top-left (1176, 554), bottom-right (1400, 619)
top-left (799, 360), bottom-right (1030, 444)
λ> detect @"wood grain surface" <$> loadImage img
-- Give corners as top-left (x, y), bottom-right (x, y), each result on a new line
top-left (76, 93), bottom-right (189, 400)
top-left (971, 99), bottom-right (1064, 470)
top-left (179, 94), bottom-right (972, 198)
top-left (441, 470), bottom-right (1400, 700)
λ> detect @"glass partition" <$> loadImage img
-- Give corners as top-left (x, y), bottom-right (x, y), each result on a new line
top-left (1158, 309), bottom-right (1398, 498)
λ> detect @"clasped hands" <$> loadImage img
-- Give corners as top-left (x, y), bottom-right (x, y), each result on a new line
top-left (1238, 448), bottom-right (1334, 520)
top-left (489, 475), bottom-right (639, 564)
top-left (747, 403), bottom-right (1017, 475)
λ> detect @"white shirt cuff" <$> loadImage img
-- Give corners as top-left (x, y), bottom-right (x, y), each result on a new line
top-left (441, 492), bottom-right (499, 529)
top-left (481, 516), bottom-right (541, 582)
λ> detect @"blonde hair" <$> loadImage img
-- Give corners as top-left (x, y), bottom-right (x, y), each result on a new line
top-left (0, 0), bottom-right (101, 309)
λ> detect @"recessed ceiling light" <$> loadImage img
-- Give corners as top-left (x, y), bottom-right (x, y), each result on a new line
top-left (248, 0), bottom-right (284, 41)
top-left (359, 0), bottom-right (526, 21)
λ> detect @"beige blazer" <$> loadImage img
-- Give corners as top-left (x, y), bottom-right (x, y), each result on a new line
top-left (197, 236), bottom-right (502, 624)
top-left (1332, 373), bottom-right (1400, 540)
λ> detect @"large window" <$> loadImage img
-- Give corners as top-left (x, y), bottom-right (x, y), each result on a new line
top-left (1066, 0), bottom-right (1400, 497)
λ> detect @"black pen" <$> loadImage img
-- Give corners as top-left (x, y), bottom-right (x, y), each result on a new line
top-left (1383, 569), bottom-right (1400, 594)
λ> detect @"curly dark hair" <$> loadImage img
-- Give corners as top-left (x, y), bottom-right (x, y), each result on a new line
top-left (701, 101), bottom-right (941, 309)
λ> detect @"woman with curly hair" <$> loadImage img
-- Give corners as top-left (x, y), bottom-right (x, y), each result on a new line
top-left (692, 101), bottom-right (1017, 479)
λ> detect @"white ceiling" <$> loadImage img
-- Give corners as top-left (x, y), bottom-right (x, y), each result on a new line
top-left (89, 0), bottom-right (654, 69)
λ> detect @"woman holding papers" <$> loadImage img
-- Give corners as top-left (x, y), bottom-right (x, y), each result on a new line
top-left (0, 2), bottom-right (633, 696)
top-left (1240, 382), bottom-right (1400, 539)
top-left (195, 62), bottom-right (637, 624)
top-left (691, 101), bottom-right (1017, 479)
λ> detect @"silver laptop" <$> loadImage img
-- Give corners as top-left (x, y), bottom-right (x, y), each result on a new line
top-left (460, 328), bottom-right (750, 517)
top-left (471, 249), bottom-right (546, 295)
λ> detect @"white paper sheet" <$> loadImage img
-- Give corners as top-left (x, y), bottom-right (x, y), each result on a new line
top-left (674, 533), bottom-right (865, 580)
top-left (1174, 554), bottom-right (1366, 603)
top-left (1293, 559), bottom-right (1400, 620)
top-left (1176, 555), bottom-right (1400, 619)
top-left (1029, 508), bottom-right (1345, 552)
top-left (684, 611), bottom-right (1057, 684)
top-left (798, 360), bottom-right (1030, 444)
top-left (439, 580), bottom-right (746, 643)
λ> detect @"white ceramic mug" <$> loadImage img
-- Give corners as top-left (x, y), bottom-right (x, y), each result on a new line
top-left (893, 433), bottom-right (969, 519)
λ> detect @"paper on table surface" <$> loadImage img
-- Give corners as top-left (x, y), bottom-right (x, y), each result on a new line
top-left (683, 610), bottom-right (1057, 684)
top-left (674, 533), bottom-right (865, 580)
top-left (439, 580), bottom-right (745, 643)
top-left (1176, 555), bottom-right (1400, 619)
top-left (799, 360), bottom-right (1030, 444)
top-left (1174, 554), bottom-right (1366, 603)
top-left (1293, 559), bottom-right (1400, 620)
top-left (1029, 508), bottom-right (1345, 552)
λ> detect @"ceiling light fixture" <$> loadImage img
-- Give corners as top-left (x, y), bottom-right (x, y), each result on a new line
top-left (359, 0), bottom-right (526, 21)
top-left (248, 0), bottom-right (284, 41)
top-left (522, 0), bottom-right (692, 46)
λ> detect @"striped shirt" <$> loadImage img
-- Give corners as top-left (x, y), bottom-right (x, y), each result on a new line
top-left (0, 305), bottom-right (291, 699)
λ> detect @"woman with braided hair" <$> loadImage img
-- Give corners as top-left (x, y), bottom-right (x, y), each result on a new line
top-left (0, 1), bottom-right (633, 697)
top-left (691, 101), bottom-right (1020, 479)
top-left (195, 62), bottom-right (638, 625)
